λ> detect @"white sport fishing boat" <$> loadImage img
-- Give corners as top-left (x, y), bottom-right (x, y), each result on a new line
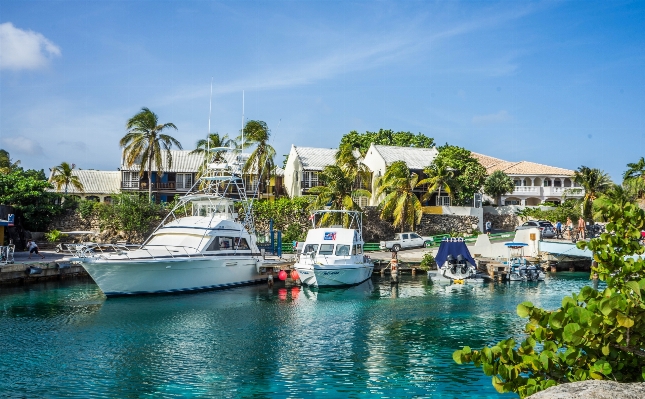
top-left (294, 210), bottom-right (374, 287)
top-left (69, 149), bottom-right (272, 297)
top-left (505, 242), bottom-right (545, 282)
top-left (429, 238), bottom-right (486, 284)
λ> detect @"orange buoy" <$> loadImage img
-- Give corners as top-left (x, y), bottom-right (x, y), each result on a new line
top-left (278, 288), bottom-right (287, 300)
top-left (291, 286), bottom-right (300, 298)
top-left (278, 270), bottom-right (287, 281)
top-left (291, 270), bottom-right (300, 280)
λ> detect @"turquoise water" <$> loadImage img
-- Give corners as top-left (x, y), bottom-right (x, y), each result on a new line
top-left (0, 273), bottom-right (598, 398)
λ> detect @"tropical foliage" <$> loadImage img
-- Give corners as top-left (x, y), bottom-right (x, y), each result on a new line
top-left (571, 166), bottom-right (612, 222)
top-left (375, 161), bottom-right (422, 232)
top-left (515, 200), bottom-right (581, 224)
top-left (454, 201), bottom-right (645, 398)
top-left (0, 170), bottom-right (62, 231)
top-left (483, 170), bottom-right (515, 205)
top-left (418, 159), bottom-right (455, 205)
top-left (120, 107), bottom-right (182, 201)
top-left (308, 165), bottom-right (371, 226)
top-left (244, 197), bottom-right (314, 242)
top-left (339, 129), bottom-right (435, 155)
top-left (432, 145), bottom-right (487, 206)
top-left (0, 150), bottom-right (21, 174)
top-left (50, 162), bottom-right (84, 194)
top-left (190, 133), bottom-right (234, 178)
top-left (96, 193), bottom-right (167, 242)
top-left (623, 157), bottom-right (645, 199)
top-left (238, 120), bottom-right (276, 195)
top-left (592, 184), bottom-right (637, 222)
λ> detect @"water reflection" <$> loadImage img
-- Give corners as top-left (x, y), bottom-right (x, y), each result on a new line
top-left (0, 273), bottom-right (597, 398)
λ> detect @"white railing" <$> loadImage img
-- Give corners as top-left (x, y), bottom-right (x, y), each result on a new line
top-left (512, 186), bottom-right (541, 194)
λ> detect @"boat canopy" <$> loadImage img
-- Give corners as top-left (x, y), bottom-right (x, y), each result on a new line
top-left (505, 242), bottom-right (528, 248)
top-left (435, 240), bottom-right (476, 267)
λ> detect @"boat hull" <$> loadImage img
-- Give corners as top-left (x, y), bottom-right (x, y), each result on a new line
top-left (294, 263), bottom-right (374, 287)
top-left (79, 256), bottom-right (265, 296)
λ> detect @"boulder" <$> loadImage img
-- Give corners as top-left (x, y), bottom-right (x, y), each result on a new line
top-left (528, 380), bottom-right (645, 399)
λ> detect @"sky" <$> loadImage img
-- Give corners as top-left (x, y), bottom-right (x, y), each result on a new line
top-left (1, 1), bottom-right (644, 181)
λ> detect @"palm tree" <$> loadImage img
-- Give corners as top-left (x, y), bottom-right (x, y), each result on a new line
top-left (308, 165), bottom-right (371, 226)
top-left (0, 150), bottom-right (20, 174)
top-left (238, 120), bottom-right (276, 195)
top-left (120, 107), bottom-right (182, 201)
top-left (572, 166), bottom-right (612, 222)
top-left (417, 159), bottom-right (456, 206)
top-left (190, 133), bottom-right (233, 178)
top-left (335, 142), bottom-right (371, 194)
top-left (50, 162), bottom-right (84, 194)
top-left (592, 184), bottom-right (636, 221)
top-left (623, 157), bottom-right (645, 199)
top-left (483, 170), bottom-right (515, 206)
top-left (375, 161), bottom-right (422, 232)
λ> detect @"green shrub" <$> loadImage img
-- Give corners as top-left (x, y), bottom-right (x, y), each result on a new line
top-left (44, 230), bottom-right (67, 242)
top-left (419, 253), bottom-right (436, 271)
top-left (78, 199), bottom-right (97, 219)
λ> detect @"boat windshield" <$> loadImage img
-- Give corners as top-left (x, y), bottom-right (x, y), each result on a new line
top-left (146, 233), bottom-right (206, 250)
top-left (303, 244), bottom-right (318, 254)
top-left (319, 244), bottom-right (334, 255)
top-left (335, 245), bottom-right (350, 256)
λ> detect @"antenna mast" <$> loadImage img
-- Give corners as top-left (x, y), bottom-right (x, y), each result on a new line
top-left (241, 90), bottom-right (244, 153)
top-left (208, 77), bottom-right (213, 154)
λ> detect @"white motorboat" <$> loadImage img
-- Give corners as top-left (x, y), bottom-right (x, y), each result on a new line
top-left (69, 150), bottom-right (273, 297)
top-left (429, 238), bottom-right (487, 284)
top-left (505, 242), bottom-right (545, 282)
top-left (294, 210), bottom-right (374, 287)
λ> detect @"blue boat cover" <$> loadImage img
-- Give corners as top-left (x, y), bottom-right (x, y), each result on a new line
top-left (435, 240), bottom-right (476, 267)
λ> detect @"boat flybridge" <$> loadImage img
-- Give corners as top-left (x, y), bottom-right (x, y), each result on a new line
top-left (504, 242), bottom-right (545, 282)
top-left (294, 210), bottom-right (374, 287)
top-left (70, 148), bottom-right (274, 297)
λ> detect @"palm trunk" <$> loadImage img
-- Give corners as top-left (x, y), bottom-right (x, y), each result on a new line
top-left (148, 157), bottom-right (153, 202)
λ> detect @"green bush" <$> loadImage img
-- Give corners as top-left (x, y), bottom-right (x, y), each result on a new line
top-left (44, 230), bottom-right (67, 242)
top-left (78, 199), bottom-right (97, 219)
top-left (419, 253), bottom-right (436, 271)
top-left (454, 202), bottom-right (645, 398)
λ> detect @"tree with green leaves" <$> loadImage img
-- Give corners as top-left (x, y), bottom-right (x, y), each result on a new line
top-left (454, 201), bottom-right (645, 398)
top-left (120, 107), bottom-right (182, 201)
top-left (592, 184), bottom-right (636, 222)
top-left (0, 150), bottom-right (21, 174)
top-left (308, 165), bottom-right (371, 226)
top-left (483, 170), bottom-right (515, 206)
top-left (335, 142), bottom-right (371, 192)
top-left (572, 166), bottom-right (612, 222)
top-left (339, 129), bottom-right (435, 156)
top-left (417, 159), bottom-right (456, 205)
top-left (623, 157), bottom-right (645, 199)
top-left (49, 161), bottom-right (84, 194)
top-left (375, 161), bottom-right (422, 232)
top-left (238, 120), bottom-right (276, 196)
top-left (0, 170), bottom-right (62, 231)
top-left (97, 193), bottom-right (165, 243)
top-left (432, 145), bottom-right (487, 206)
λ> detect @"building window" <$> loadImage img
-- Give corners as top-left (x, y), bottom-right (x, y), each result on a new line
top-left (122, 171), bottom-right (139, 188)
top-left (543, 179), bottom-right (552, 187)
top-left (436, 196), bottom-right (451, 206)
top-left (104, 196), bottom-right (112, 204)
top-left (176, 173), bottom-right (193, 190)
top-left (302, 171), bottom-right (320, 189)
top-left (514, 180), bottom-right (521, 186)
top-left (505, 199), bottom-right (521, 205)
top-left (86, 196), bottom-right (100, 202)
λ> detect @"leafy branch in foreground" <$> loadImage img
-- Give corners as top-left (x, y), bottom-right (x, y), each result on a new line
top-left (453, 202), bottom-right (645, 398)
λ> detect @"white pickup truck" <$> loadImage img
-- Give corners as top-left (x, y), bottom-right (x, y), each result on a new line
top-left (379, 232), bottom-right (431, 252)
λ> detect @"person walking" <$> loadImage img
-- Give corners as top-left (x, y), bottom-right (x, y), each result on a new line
top-left (26, 240), bottom-right (45, 260)
top-left (577, 217), bottom-right (586, 240)
top-left (485, 220), bottom-right (492, 236)
top-left (555, 220), bottom-right (563, 239)
top-left (565, 217), bottom-right (573, 239)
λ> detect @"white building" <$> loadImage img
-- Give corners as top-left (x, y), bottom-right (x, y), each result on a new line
top-left (361, 144), bottom-right (439, 206)
top-left (283, 145), bottom-right (338, 198)
top-left (48, 170), bottom-right (121, 203)
top-left (471, 153), bottom-right (584, 205)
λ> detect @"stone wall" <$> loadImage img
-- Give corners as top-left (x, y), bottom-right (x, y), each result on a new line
top-left (49, 209), bottom-right (100, 233)
top-left (362, 206), bottom-right (480, 241)
top-left (483, 212), bottom-right (519, 231)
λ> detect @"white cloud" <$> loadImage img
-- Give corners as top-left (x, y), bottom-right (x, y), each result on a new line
top-left (0, 22), bottom-right (61, 70)
top-left (1, 136), bottom-right (45, 156)
top-left (472, 110), bottom-right (511, 125)
top-left (57, 140), bottom-right (88, 151)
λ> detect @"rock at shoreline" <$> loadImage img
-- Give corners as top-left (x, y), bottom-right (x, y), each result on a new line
top-left (528, 380), bottom-right (645, 399)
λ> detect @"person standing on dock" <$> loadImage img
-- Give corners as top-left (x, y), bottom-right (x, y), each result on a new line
top-left (555, 220), bottom-right (562, 239)
top-left (26, 240), bottom-right (45, 260)
top-left (565, 217), bottom-right (573, 239)
top-left (577, 217), bottom-right (586, 240)
top-left (485, 220), bottom-right (492, 236)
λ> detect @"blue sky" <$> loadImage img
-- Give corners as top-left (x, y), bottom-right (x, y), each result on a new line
top-left (1, 1), bottom-right (644, 181)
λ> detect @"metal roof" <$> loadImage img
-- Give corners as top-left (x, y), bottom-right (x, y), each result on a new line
top-left (120, 150), bottom-right (203, 172)
top-left (370, 145), bottom-right (438, 170)
top-left (293, 146), bottom-right (338, 171)
top-left (48, 170), bottom-right (121, 194)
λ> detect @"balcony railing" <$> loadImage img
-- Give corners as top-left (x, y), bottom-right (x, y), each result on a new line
top-left (509, 186), bottom-right (585, 197)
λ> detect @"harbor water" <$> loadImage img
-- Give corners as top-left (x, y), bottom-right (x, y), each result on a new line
top-left (0, 273), bottom-right (597, 398)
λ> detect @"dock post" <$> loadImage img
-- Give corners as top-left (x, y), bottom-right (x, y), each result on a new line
top-left (391, 251), bottom-right (399, 285)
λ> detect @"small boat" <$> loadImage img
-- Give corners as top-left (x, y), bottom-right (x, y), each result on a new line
top-left (429, 238), bottom-right (486, 283)
top-left (293, 210), bottom-right (374, 287)
top-left (68, 149), bottom-right (273, 297)
top-left (505, 242), bottom-right (545, 282)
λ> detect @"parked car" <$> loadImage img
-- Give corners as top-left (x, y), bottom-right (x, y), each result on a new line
top-left (379, 232), bottom-right (431, 251)
top-left (515, 220), bottom-right (555, 238)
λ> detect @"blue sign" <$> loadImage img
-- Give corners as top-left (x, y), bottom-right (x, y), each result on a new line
top-left (324, 232), bottom-right (336, 240)
top-left (8, 214), bottom-right (14, 227)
